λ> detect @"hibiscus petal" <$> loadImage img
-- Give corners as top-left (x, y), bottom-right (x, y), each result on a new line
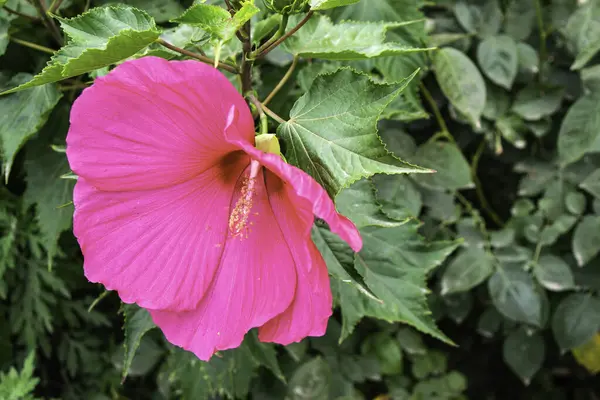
top-left (225, 138), bottom-right (362, 252)
top-left (67, 56), bottom-right (254, 191)
top-left (72, 152), bottom-right (249, 311)
top-left (149, 167), bottom-right (297, 360)
top-left (258, 172), bottom-right (332, 344)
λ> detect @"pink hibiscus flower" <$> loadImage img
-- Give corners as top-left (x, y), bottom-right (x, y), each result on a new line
top-left (66, 56), bottom-right (362, 360)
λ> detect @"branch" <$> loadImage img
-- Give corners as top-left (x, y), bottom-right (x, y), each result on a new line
top-left (30, 0), bottom-right (63, 45)
top-left (47, 0), bottom-right (65, 14)
top-left (256, 10), bottom-right (314, 58)
top-left (3, 6), bottom-right (40, 22)
top-left (156, 39), bottom-right (240, 74)
top-left (263, 55), bottom-right (298, 106)
top-left (10, 37), bottom-right (56, 54)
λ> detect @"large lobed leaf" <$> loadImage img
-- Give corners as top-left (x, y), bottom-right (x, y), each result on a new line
top-left (282, 15), bottom-right (432, 60)
top-left (278, 68), bottom-right (429, 198)
top-left (2, 6), bottom-right (160, 94)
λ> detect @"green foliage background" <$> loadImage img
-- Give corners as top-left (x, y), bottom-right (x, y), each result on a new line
top-left (1, 0), bottom-right (600, 399)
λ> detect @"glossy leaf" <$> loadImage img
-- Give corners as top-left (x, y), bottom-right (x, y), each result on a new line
top-left (572, 216), bottom-right (600, 266)
top-left (413, 140), bottom-right (474, 191)
top-left (558, 94), bottom-right (600, 165)
top-left (534, 254), bottom-right (575, 291)
top-left (122, 304), bottom-right (156, 380)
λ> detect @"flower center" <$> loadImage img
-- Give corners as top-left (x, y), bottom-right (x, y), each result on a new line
top-left (228, 160), bottom-right (261, 238)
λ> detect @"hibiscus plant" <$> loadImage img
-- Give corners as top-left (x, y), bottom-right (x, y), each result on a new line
top-left (1, 0), bottom-right (600, 399)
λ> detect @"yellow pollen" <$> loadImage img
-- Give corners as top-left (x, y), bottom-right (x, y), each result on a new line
top-left (228, 160), bottom-right (261, 238)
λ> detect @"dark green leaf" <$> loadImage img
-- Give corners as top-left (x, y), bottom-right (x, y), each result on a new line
top-left (534, 255), bottom-right (575, 291)
top-left (361, 332), bottom-right (403, 375)
top-left (372, 174), bottom-right (422, 220)
top-left (564, 0), bottom-right (600, 70)
top-left (336, 179), bottom-right (404, 228)
top-left (558, 94), bottom-right (600, 165)
top-left (572, 215), bottom-right (600, 266)
top-left (503, 0), bottom-right (535, 40)
top-left (580, 168), bottom-right (600, 199)
top-left (477, 35), bottom-right (518, 90)
top-left (434, 47), bottom-right (486, 126)
top-left (552, 293), bottom-right (600, 350)
top-left (23, 106), bottom-right (74, 261)
top-left (511, 85), bottom-right (563, 121)
top-left (488, 266), bottom-right (542, 327)
top-left (0, 74), bottom-right (62, 180)
top-left (122, 304), bottom-right (156, 380)
top-left (413, 141), bottom-right (474, 191)
top-left (503, 328), bottom-right (545, 385)
top-left (353, 221), bottom-right (459, 343)
top-left (441, 247), bottom-right (495, 295)
top-left (278, 68), bottom-right (428, 197)
top-left (454, 0), bottom-right (502, 38)
top-left (2, 6), bottom-right (161, 93)
top-left (287, 358), bottom-right (331, 400)
top-left (310, 0), bottom-right (361, 9)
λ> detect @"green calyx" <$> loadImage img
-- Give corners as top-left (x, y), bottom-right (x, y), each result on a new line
top-left (255, 134), bottom-right (282, 156)
top-left (262, 0), bottom-right (309, 15)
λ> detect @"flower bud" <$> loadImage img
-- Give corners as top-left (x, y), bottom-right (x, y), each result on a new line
top-left (263, 0), bottom-right (309, 15)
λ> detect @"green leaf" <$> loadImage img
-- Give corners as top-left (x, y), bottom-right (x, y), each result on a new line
top-left (352, 221), bottom-right (459, 343)
top-left (441, 247), bottom-right (495, 295)
top-left (252, 13), bottom-right (281, 44)
top-left (278, 67), bottom-right (428, 197)
top-left (552, 293), bottom-right (600, 351)
top-left (564, 0), bottom-right (600, 70)
top-left (572, 215), bottom-right (600, 266)
top-left (122, 304), bottom-right (156, 380)
top-left (2, 6), bottom-right (160, 94)
top-left (287, 358), bottom-right (331, 400)
top-left (0, 74), bottom-right (62, 180)
top-left (374, 55), bottom-right (428, 122)
top-left (312, 224), bottom-right (382, 305)
top-left (517, 42), bottom-right (539, 76)
top-left (372, 174), bottom-right (422, 220)
top-left (503, 328), bottom-right (545, 385)
top-left (503, 0), bottom-right (535, 41)
top-left (0, 352), bottom-right (39, 400)
top-left (534, 254), bottom-right (575, 291)
top-left (582, 64), bottom-right (600, 93)
top-left (488, 265), bottom-right (542, 327)
top-left (282, 15), bottom-right (431, 60)
top-left (141, 24), bottom-right (207, 59)
top-left (245, 331), bottom-right (284, 382)
top-left (310, 0), bottom-right (361, 10)
top-left (454, 0), bottom-right (502, 38)
top-left (580, 168), bottom-right (600, 199)
top-left (335, 179), bottom-right (404, 228)
top-left (511, 85), bottom-right (563, 121)
top-left (558, 94), bottom-right (600, 165)
top-left (361, 332), bottom-right (403, 375)
top-left (413, 141), bottom-right (474, 191)
top-left (477, 35), bottom-right (518, 90)
top-left (331, 0), bottom-right (426, 41)
top-left (23, 106), bottom-right (75, 261)
top-left (173, 2), bottom-right (259, 43)
top-left (433, 47), bottom-right (486, 127)
top-left (106, 0), bottom-right (184, 23)
top-left (0, 13), bottom-right (12, 57)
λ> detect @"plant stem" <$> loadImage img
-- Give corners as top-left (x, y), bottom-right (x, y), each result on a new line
top-left (248, 95), bottom-right (269, 135)
top-left (10, 37), bottom-right (56, 54)
top-left (241, 19), bottom-right (253, 94)
top-left (263, 55), bottom-right (298, 106)
top-left (534, 0), bottom-right (547, 81)
top-left (455, 192), bottom-right (493, 255)
top-left (419, 81), bottom-right (455, 144)
top-left (47, 0), bottom-right (65, 14)
top-left (30, 0), bottom-right (63, 45)
top-left (156, 39), bottom-right (239, 74)
top-left (261, 102), bottom-right (286, 124)
top-left (471, 140), bottom-right (504, 228)
top-left (253, 14), bottom-right (289, 57)
top-left (257, 10), bottom-right (314, 58)
top-left (3, 6), bottom-right (40, 22)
